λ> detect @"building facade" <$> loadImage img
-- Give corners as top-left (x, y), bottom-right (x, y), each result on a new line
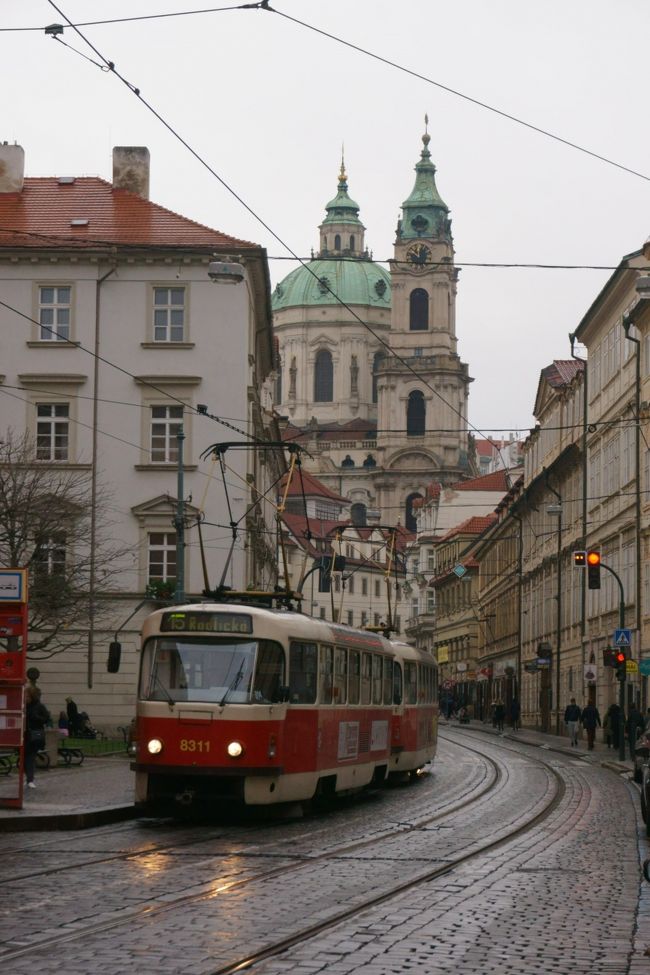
top-left (0, 143), bottom-right (280, 727)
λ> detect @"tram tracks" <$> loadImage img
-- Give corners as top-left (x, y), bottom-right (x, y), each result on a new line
top-left (1, 735), bottom-right (562, 970)
top-left (1, 737), bottom-right (493, 886)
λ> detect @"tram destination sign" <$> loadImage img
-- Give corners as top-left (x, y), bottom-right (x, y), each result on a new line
top-left (160, 611), bottom-right (253, 634)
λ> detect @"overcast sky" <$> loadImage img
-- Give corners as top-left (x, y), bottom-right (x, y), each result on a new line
top-left (4, 1), bottom-right (650, 440)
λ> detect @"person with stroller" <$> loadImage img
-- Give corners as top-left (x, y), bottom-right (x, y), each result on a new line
top-left (65, 697), bottom-right (97, 738)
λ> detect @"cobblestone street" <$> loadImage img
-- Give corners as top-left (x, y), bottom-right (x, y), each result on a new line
top-left (1, 728), bottom-right (647, 975)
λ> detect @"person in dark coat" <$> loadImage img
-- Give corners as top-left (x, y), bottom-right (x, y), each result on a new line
top-left (580, 701), bottom-right (601, 751)
top-left (509, 697), bottom-right (520, 731)
top-left (564, 698), bottom-right (581, 747)
top-left (24, 685), bottom-right (50, 789)
top-left (493, 698), bottom-right (505, 733)
top-left (603, 703), bottom-right (621, 749)
top-left (626, 705), bottom-right (645, 760)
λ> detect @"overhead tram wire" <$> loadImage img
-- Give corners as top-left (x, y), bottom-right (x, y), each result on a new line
top-left (12, 2), bottom-right (650, 185)
top-left (263, 4), bottom-right (650, 185)
top-left (44, 1), bottom-right (516, 476)
top-left (0, 295), bottom-right (255, 441)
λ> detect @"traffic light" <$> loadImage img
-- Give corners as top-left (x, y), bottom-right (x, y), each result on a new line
top-left (573, 551), bottom-right (586, 566)
top-left (587, 550), bottom-right (601, 589)
top-left (602, 647), bottom-right (617, 668)
top-left (317, 554), bottom-right (346, 592)
top-left (614, 649), bottom-right (627, 682)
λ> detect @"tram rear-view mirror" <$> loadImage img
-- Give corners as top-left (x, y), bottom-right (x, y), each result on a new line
top-left (107, 641), bottom-right (122, 674)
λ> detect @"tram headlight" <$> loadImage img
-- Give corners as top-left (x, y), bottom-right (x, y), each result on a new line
top-left (147, 738), bottom-right (163, 755)
top-left (227, 740), bottom-right (244, 758)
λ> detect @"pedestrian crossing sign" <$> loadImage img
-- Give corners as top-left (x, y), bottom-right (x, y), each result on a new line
top-left (614, 628), bottom-right (631, 647)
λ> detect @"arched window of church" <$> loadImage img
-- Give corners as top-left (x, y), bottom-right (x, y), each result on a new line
top-left (275, 362), bottom-right (282, 405)
top-left (351, 503), bottom-right (367, 527)
top-left (409, 288), bottom-right (429, 331)
top-left (314, 349), bottom-right (334, 402)
top-left (405, 492), bottom-right (423, 532)
top-left (372, 351), bottom-right (384, 404)
top-left (350, 235), bottom-right (355, 251)
top-left (334, 234), bottom-right (341, 251)
top-left (322, 236), bottom-right (327, 252)
top-left (406, 390), bottom-right (425, 436)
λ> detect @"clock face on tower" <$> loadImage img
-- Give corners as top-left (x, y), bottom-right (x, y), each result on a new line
top-left (406, 242), bottom-right (431, 268)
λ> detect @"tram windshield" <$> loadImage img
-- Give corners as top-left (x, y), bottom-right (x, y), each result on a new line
top-left (140, 637), bottom-right (285, 704)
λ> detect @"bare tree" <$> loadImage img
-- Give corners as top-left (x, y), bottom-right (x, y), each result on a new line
top-left (0, 434), bottom-right (130, 656)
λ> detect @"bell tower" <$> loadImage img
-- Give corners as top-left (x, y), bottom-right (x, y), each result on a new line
top-left (375, 119), bottom-right (473, 529)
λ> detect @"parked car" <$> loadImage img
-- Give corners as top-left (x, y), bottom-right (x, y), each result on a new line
top-left (633, 729), bottom-right (650, 783)
top-left (638, 738), bottom-right (650, 838)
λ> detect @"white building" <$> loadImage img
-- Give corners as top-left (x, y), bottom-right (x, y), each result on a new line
top-left (0, 144), bottom-right (280, 727)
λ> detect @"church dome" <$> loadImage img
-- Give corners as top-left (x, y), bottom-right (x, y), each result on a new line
top-left (272, 258), bottom-right (390, 311)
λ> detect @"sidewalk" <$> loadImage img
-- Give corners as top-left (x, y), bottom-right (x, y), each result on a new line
top-left (0, 723), bottom-right (636, 832)
top-left (448, 717), bottom-right (636, 774)
top-left (0, 752), bottom-right (135, 831)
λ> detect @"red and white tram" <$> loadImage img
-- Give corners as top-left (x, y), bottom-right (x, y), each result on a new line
top-left (130, 603), bottom-right (438, 812)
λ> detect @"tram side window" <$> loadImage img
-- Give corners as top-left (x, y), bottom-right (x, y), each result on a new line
top-left (349, 650), bottom-right (360, 704)
top-left (289, 641), bottom-right (317, 704)
top-left (333, 647), bottom-right (347, 704)
top-left (404, 661), bottom-right (418, 704)
top-left (372, 654), bottom-right (382, 704)
top-left (383, 657), bottom-right (393, 705)
top-left (253, 641), bottom-right (285, 703)
top-left (393, 661), bottom-right (403, 705)
top-left (432, 664), bottom-right (438, 699)
top-left (361, 652), bottom-right (372, 704)
top-left (319, 644), bottom-right (334, 704)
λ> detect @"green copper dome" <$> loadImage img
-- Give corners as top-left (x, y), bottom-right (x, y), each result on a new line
top-left (398, 119), bottom-right (452, 242)
top-left (272, 258), bottom-right (390, 310)
top-left (321, 160), bottom-right (363, 228)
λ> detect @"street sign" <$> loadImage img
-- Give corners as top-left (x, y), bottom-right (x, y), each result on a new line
top-left (614, 628), bottom-right (632, 647)
top-left (626, 659), bottom-right (638, 674)
top-left (536, 657), bottom-right (551, 668)
top-left (639, 659), bottom-right (650, 677)
top-left (452, 563), bottom-right (466, 578)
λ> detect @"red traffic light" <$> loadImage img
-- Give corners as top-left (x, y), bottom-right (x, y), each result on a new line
top-left (615, 650), bottom-right (626, 664)
top-left (587, 551), bottom-right (601, 566)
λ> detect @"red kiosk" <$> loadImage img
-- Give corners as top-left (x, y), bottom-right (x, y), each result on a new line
top-left (0, 569), bottom-right (28, 809)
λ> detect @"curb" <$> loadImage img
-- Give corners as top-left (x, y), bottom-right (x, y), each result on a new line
top-left (0, 803), bottom-right (137, 833)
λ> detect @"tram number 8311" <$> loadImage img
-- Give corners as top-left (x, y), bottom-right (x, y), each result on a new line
top-left (180, 739), bottom-right (211, 753)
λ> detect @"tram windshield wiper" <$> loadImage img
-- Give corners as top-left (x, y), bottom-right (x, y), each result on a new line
top-left (151, 668), bottom-right (175, 707)
top-left (220, 661), bottom-right (244, 707)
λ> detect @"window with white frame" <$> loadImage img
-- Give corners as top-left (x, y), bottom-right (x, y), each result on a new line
top-left (33, 532), bottom-right (66, 581)
top-left (150, 405), bottom-right (183, 462)
top-left (36, 403), bottom-right (69, 460)
top-left (153, 287), bottom-right (185, 342)
top-left (148, 532), bottom-right (177, 581)
top-left (39, 286), bottom-right (71, 341)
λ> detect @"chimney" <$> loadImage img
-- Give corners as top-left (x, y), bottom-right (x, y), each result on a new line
top-left (0, 142), bottom-right (25, 193)
top-left (112, 146), bottom-right (150, 199)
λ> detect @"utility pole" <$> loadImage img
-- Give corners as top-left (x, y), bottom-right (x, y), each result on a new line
top-left (174, 425), bottom-right (185, 605)
top-left (600, 562), bottom-right (627, 764)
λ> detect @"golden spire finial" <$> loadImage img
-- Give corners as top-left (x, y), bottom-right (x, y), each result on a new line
top-left (339, 143), bottom-right (347, 183)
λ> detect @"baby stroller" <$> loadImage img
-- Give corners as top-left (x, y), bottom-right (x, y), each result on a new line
top-left (66, 698), bottom-right (98, 739)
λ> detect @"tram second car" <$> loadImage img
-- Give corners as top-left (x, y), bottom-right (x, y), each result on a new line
top-left (130, 603), bottom-right (438, 811)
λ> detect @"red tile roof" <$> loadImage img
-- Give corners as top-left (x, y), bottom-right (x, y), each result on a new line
top-left (0, 178), bottom-right (258, 250)
top-left (280, 468), bottom-right (348, 502)
top-left (439, 513), bottom-right (497, 541)
top-left (542, 359), bottom-right (584, 388)
top-left (447, 470), bottom-right (512, 492)
top-left (282, 418), bottom-right (376, 443)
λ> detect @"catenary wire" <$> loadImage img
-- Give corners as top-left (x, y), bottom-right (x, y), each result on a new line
top-left (43, 0), bottom-right (518, 481)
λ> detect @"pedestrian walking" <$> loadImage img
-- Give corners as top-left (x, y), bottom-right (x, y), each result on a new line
top-left (564, 698), bottom-right (581, 746)
top-left (603, 702), bottom-right (621, 749)
top-left (493, 698), bottom-right (505, 733)
top-left (626, 705), bottom-right (645, 761)
top-left (580, 701), bottom-right (601, 751)
top-left (24, 685), bottom-right (50, 789)
top-left (509, 697), bottom-right (520, 731)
